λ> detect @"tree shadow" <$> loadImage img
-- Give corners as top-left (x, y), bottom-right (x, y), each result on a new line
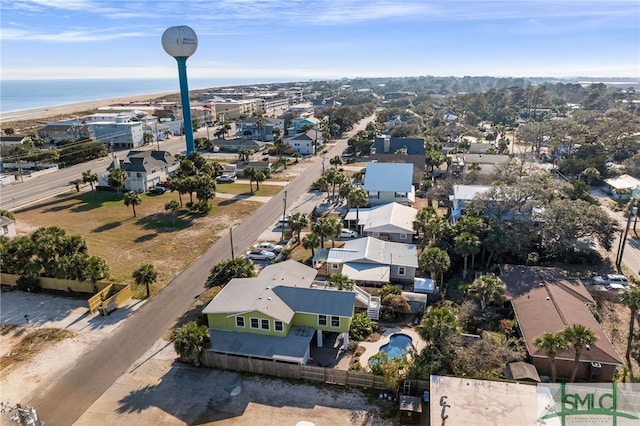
top-left (136, 212), bottom-right (196, 233)
top-left (134, 233), bottom-right (157, 243)
top-left (92, 221), bottom-right (122, 233)
top-left (70, 192), bottom-right (122, 212)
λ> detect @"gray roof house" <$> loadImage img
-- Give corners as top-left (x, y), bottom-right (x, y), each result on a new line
top-left (322, 237), bottom-right (418, 286)
top-left (370, 136), bottom-right (426, 186)
top-left (202, 260), bottom-right (355, 364)
top-left (105, 150), bottom-right (179, 193)
top-left (344, 202), bottom-right (417, 243)
top-left (363, 162), bottom-right (415, 206)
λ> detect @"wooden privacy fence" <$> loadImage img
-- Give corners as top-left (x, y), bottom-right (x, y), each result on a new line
top-left (1, 273), bottom-right (131, 314)
top-left (201, 352), bottom-right (430, 393)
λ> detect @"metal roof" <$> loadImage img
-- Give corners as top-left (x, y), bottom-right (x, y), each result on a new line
top-left (327, 237), bottom-right (418, 267)
top-left (363, 162), bottom-right (414, 193)
top-left (208, 325), bottom-right (314, 364)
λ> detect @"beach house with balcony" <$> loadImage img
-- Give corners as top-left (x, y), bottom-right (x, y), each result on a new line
top-left (202, 260), bottom-right (355, 364)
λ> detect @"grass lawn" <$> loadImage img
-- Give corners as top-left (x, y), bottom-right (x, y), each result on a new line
top-left (14, 190), bottom-right (262, 297)
top-left (215, 183), bottom-right (283, 197)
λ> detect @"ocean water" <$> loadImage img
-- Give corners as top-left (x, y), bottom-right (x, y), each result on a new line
top-left (0, 78), bottom-right (292, 115)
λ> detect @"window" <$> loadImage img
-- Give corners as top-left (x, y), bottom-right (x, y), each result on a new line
top-left (318, 315), bottom-right (327, 326)
top-left (236, 316), bottom-right (245, 328)
top-left (369, 191), bottom-right (379, 199)
top-left (261, 319), bottom-right (269, 330)
top-left (399, 233), bottom-right (407, 240)
top-left (395, 192), bottom-right (406, 198)
top-left (274, 321), bottom-right (284, 332)
top-left (250, 318), bottom-right (259, 329)
top-left (331, 316), bottom-right (340, 327)
top-left (398, 266), bottom-right (406, 276)
top-left (331, 263), bottom-right (339, 270)
top-left (2, 225), bottom-right (7, 235)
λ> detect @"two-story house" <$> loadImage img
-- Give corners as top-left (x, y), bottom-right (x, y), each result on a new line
top-left (343, 202), bottom-right (417, 243)
top-left (363, 162), bottom-right (415, 206)
top-left (104, 150), bottom-right (179, 192)
top-left (370, 136), bottom-right (426, 187)
top-left (321, 237), bottom-right (418, 286)
top-left (287, 117), bottom-right (320, 136)
top-left (283, 130), bottom-right (322, 155)
top-left (236, 117), bottom-right (285, 142)
top-left (202, 261), bottom-right (355, 365)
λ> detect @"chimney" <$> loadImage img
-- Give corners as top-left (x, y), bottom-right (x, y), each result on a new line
top-left (384, 135), bottom-right (391, 153)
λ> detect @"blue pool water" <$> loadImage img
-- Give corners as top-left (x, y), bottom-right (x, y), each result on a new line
top-left (369, 333), bottom-right (413, 365)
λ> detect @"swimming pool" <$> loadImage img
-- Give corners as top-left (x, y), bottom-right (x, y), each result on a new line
top-left (369, 333), bottom-right (413, 365)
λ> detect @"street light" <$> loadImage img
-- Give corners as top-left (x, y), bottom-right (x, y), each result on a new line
top-left (161, 26), bottom-right (198, 155)
top-left (616, 201), bottom-right (638, 270)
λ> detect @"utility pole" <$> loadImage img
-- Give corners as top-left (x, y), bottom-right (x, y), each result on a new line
top-left (281, 190), bottom-right (287, 242)
top-left (616, 202), bottom-right (638, 270)
top-left (229, 227), bottom-right (235, 259)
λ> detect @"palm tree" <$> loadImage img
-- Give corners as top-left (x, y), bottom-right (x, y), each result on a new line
top-left (562, 324), bottom-right (598, 383)
top-left (465, 275), bottom-right (506, 310)
top-left (82, 169), bottom-right (99, 193)
top-left (534, 332), bottom-right (569, 383)
top-left (621, 285), bottom-right (640, 364)
top-left (347, 187), bottom-right (368, 222)
top-left (164, 200), bottom-right (181, 225)
top-left (328, 273), bottom-right (354, 290)
top-left (313, 217), bottom-right (342, 248)
top-left (329, 155), bottom-right (343, 169)
top-left (288, 212), bottom-right (309, 242)
top-left (238, 149), bottom-right (252, 162)
top-left (69, 179), bottom-right (82, 192)
top-left (124, 191), bottom-right (142, 217)
top-left (253, 169), bottom-right (266, 191)
top-left (244, 166), bottom-right (256, 192)
top-left (454, 232), bottom-right (481, 279)
top-left (107, 168), bottom-right (127, 195)
top-left (302, 232), bottom-right (321, 257)
top-left (170, 321), bottom-right (210, 366)
top-left (413, 207), bottom-right (437, 245)
top-left (418, 247), bottom-right (451, 292)
top-left (416, 306), bottom-right (458, 349)
top-left (132, 263), bottom-right (158, 298)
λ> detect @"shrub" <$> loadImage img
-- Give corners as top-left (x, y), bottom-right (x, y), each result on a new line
top-left (349, 313), bottom-right (378, 341)
top-left (16, 274), bottom-right (41, 292)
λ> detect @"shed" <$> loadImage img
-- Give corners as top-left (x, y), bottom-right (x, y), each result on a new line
top-left (505, 361), bottom-right (541, 383)
top-left (398, 395), bottom-right (422, 424)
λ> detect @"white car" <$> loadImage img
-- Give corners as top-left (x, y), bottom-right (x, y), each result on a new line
top-left (592, 274), bottom-right (628, 286)
top-left (216, 174), bottom-right (236, 183)
top-left (339, 229), bottom-right (359, 238)
top-left (245, 250), bottom-right (276, 261)
top-left (253, 242), bottom-right (284, 253)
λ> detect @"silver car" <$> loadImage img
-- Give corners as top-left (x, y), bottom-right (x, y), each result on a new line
top-left (244, 250), bottom-right (276, 261)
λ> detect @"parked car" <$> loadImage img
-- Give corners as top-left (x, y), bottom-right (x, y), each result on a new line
top-left (149, 186), bottom-right (166, 195)
top-left (158, 181), bottom-right (173, 188)
top-left (253, 242), bottom-right (284, 253)
top-left (339, 229), bottom-right (359, 238)
top-left (244, 250), bottom-right (276, 261)
top-left (592, 274), bottom-right (628, 286)
top-left (216, 174), bottom-right (237, 183)
top-left (276, 216), bottom-right (290, 228)
top-left (605, 283), bottom-right (627, 294)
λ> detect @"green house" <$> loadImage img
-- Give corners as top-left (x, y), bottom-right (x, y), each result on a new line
top-left (202, 260), bottom-right (355, 364)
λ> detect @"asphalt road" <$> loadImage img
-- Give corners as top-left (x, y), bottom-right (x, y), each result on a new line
top-left (28, 117), bottom-right (373, 426)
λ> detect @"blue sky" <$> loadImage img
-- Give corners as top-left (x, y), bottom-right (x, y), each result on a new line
top-left (1, 0), bottom-right (638, 81)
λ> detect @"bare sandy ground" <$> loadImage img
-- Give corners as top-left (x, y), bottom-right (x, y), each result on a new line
top-left (0, 91), bottom-right (178, 123)
top-left (0, 290), bottom-right (395, 426)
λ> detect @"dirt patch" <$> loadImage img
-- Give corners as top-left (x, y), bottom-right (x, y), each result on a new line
top-left (0, 326), bottom-right (74, 374)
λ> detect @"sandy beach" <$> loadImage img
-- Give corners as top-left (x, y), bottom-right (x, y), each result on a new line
top-left (0, 91), bottom-right (181, 132)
